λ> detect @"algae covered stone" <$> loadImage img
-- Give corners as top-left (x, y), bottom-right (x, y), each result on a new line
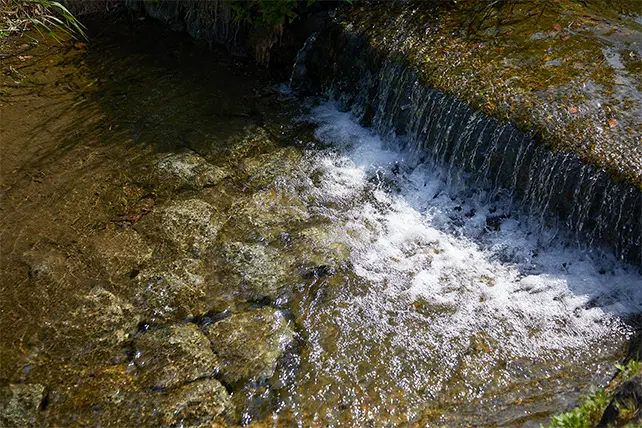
top-left (153, 378), bottom-right (234, 426)
top-left (0, 383), bottom-right (45, 427)
top-left (204, 307), bottom-right (295, 384)
top-left (221, 242), bottom-right (292, 301)
top-left (134, 323), bottom-right (220, 390)
top-left (240, 147), bottom-right (303, 190)
top-left (223, 188), bottom-right (311, 243)
top-left (135, 198), bottom-right (220, 257)
top-left (62, 364), bottom-right (136, 409)
top-left (52, 287), bottom-right (140, 361)
top-left (135, 258), bottom-right (211, 323)
top-left (152, 152), bottom-right (229, 193)
top-left (90, 228), bottom-right (153, 281)
top-left (77, 287), bottom-right (141, 348)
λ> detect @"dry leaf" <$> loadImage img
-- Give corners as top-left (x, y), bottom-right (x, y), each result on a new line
top-left (608, 119), bottom-right (618, 128)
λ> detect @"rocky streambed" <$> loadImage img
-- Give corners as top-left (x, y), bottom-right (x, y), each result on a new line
top-left (1, 13), bottom-right (641, 427)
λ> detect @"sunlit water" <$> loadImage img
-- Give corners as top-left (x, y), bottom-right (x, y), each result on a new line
top-left (3, 18), bottom-right (641, 426)
top-left (264, 102), bottom-right (642, 425)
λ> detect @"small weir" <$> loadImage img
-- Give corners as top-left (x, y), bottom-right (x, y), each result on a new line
top-left (300, 28), bottom-right (642, 267)
top-left (1, 6), bottom-right (641, 427)
top-left (269, 102), bottom-right (642, 424)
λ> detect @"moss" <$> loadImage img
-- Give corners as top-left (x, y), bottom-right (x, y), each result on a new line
top-left (342, 0), bottom-right (642, 189)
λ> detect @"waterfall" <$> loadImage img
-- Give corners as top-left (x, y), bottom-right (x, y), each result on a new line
top-left (300, 25), bottom-right (641, 267)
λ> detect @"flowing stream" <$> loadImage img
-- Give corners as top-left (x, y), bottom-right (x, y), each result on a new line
top-left (1, 16), bottom-right (641, 427)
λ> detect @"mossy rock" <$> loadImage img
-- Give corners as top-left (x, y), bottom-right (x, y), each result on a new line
top-left (134, 258), bottom-right (214, 323)
top-left (143, 151), bottom-right (230, 195)
top-left (219, 242), bottom-right (294, 302)
top-left (134, 323), bottom-right (220, 390)
top-left (46, 287), bottom-right (141, 363)
top-left (221, 188), bottom-right (311, 244)
top-left (89, 228), bottom-right (153, 282)
top-left (151, 378), bottom-right (234, 426)
top-left (135, 198), bottom-right (222, 258)
top-left (239, 147), bottom-right (304, 191)
top-left (204, 307), bottom-right (295, 385)
top-left (0, 384), bottom-right (45, 427)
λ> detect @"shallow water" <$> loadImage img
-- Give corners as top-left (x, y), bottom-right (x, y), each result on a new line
top-left (1, 15), bottom-right (641, 427)
top-left (276, 104), bottom-right (641, 425)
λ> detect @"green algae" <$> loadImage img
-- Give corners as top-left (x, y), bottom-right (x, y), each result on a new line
top-left (342, 0), bottom-right (642, 189)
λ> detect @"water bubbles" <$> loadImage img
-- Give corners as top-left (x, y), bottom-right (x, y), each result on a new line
top-left (281, 101), bottom-right (642, 422)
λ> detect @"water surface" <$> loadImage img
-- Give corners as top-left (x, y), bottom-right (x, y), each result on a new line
top-left (1, 15), bottom-right (640, 427)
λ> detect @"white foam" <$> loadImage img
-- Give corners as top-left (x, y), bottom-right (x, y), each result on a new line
top-left (303, 102), bottom-right (642, 363)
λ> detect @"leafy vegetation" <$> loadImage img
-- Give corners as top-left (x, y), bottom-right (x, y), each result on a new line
top-left (0, 0), bottom-right (86, 41)
top-left (546, 359), bottom-right (642, 428)
top-left (548, 388), bottom-right (611, 428)
top-left (229, 0), bottom-right (300, 32)
top-left (615, 359), bottom-right (642, 382)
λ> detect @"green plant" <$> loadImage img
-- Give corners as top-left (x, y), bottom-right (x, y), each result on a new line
top-left (546, 360), bottom-right (642, 427)
top-left (229, 0), bottom-right (299, 32)
top-left (615, 359), bottom-right (642, 381)
top-left (547, 387), bottom-right (611, 428)
top-left (1, 0), bottom-right (86, 41)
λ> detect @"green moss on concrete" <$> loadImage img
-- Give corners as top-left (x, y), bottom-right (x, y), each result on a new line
top-left (342, 0), bottom-right (642, 188)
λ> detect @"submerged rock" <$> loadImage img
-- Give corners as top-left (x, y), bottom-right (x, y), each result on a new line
top-left (135, 198), bottom-right (221, 257)
top-left (151, 152), bottom-right (229, 193)
top-left (135, 258), bottom-right (213, 323)
top-left (23, 250), bottom-right (67, 283)
top-left (134, 323), bottom-right (220, 390)
top-left (240, 147), bottom-right (303, 190)
top-left (56, 364), bottom-right (136, 412)
top-left (43, 364), bottom-right (233, 427)
top-left (204, 307), bottom-right (295, 385)
top-left (153, 378), bottom-right (233, 426)
top-left (90, 228), bottom-right (153, 282)
top-left (51, 287), bottom-right (140, 362)
top-left (221, 242), bottom-right (292, 302)
top-left (78, 287), bottom-right (141, 348)
top-left (224, 126), bottom-right (280, 161)
top-left (223, 188), bottom-right (311, 243)
top-left (0, 383), bottom-right (45, 427)
top-left (290, 226), bottom-right (351, 277)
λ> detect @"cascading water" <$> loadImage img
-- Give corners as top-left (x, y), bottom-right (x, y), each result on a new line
top-left (266, 17), bottom-right (641, 422)
top-left (301, 27), bottom-right (642, 267)
top-left (264, 102), bottom-right (642, 425)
